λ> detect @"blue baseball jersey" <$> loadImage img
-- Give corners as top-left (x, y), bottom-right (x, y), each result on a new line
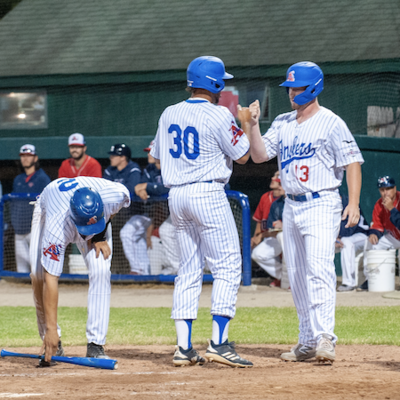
top-left (103, 160), bottom-right (141, 198)
top-left (141, 163), bottom-right (169, 197)
top-left (11, 168), bottom-right (51, 234)
top-left (150, 99), bottom-right (250, 187)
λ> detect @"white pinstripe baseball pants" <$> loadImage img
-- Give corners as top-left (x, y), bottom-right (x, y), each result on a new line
top-left (169, 182), bottom-right (242, 320)
top-left (283, 191), bottom-right (342, 346)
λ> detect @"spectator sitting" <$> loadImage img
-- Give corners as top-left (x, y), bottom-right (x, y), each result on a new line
top-left (359, 175), bottom-right (400, 291)
top-left (120, 141), bottom-right (174, 275)
top-left (251, 177), bottom-right (285, 287)
top-left (336, 195), bottom-right (369, 292)
top-left (11, 144), bottom-right (51, 273)
top-left (103, 143), bottom-right (141, 198)
top-left (58, 133), bottom-right (102, 178)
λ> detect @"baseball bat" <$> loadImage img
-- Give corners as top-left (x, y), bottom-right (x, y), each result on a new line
top-left (1, 349), bottom-right (118, 370)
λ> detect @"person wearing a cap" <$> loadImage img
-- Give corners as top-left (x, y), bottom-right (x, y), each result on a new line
top-left (251, 171), bottom-right (285, 288)
top-left (11, 144), bottom-right (51, 273)
top-left (120, 141), bottom-right (174, 275)
top-left (103, 143), bottom-right (141, 198)
top-left (58, 133), bottom-right (102, 179)
top-left (359, 176), bottom-right (400, 291)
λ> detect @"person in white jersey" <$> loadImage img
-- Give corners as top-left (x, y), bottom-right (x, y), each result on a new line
top-left (30, 177), bottom-right (130, 365)
top-left (247, 61), bottom-right (364, 363)
top-left (150, 55), bottom-right (253, 368)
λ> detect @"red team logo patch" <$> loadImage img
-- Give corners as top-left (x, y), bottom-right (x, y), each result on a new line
top-left (287, 71), bottom-right (295, 82)
top-left (43, 243), bottom-right (62, 261)
top-left (87, 216), bottom-right (97, 225)
top-left (231, 124), bottom-right (244, 146)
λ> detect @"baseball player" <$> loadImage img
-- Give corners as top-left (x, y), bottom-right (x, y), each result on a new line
top-left (30, 177), bottom-right (130, 364)
top-left (11, 144), bottom-right (51, 273)
top-left (251, 171), bottom-right (284, 287)
top-left (247, 61), bottom-right (364, 363)
top-left (336, 195), bottom-right (369, 292)
top-left (359, 176), bottom-right (400, 291)
top-left (150, 56), bottom-right (253, 368)
top-left (58, 133), bottom-right (102, 178)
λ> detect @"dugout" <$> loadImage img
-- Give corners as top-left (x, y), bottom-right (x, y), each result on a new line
top-left (0, 0), bottom-right (398, 255)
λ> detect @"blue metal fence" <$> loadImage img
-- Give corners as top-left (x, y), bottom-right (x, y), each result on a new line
top-left (0, 191), bottom-right (252, 286)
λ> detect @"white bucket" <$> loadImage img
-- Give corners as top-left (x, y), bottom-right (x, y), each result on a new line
top-left (367, 249), bottom-right (396, 292)
top-left (69, 254), bottom-right (88, 275)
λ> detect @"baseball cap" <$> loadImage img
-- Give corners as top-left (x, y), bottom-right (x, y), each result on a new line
top-left (377, 176), bottom-right (396, 188)
top-left (19, 144), bottom-right (36, 156)
top-left (144, 140), bottom-right (154, 152)
top-left (68, 133), bottom-right (85, 147)
top-left (108, 143), bottom-right (131, 159)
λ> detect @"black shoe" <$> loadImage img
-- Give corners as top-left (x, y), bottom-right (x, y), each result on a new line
top-left (357, 280), bottom-right (368, 292)
top-left (86, 342), bottom-right (110, 359)
top-left (172, 346), bottom-right (205, 367)
top-left (37, 340), bottom-right (65, 368)
top-left (205, 339), bottom-right (253, 368)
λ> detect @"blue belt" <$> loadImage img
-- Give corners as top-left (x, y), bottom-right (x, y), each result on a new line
top-left (287, 192), bottom-right (320, 202)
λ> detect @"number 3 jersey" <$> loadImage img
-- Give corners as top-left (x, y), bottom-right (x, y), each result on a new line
top-left (38, 177), bottom-right (130, 267)
top-left (262, 107), bottom-right (364, 195)
top-left (150, 99), bottom-right (250, 187)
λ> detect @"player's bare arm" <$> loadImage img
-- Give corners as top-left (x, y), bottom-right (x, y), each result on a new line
top-left (368, 234), bottom-right (379, 245)
top-left (248, 100), bottom-right (269, 163)
top-left (43, 271), bottom-right (59, 362)
top-left (342, 162), bottom-right (362, 228)
top-left (135, 182), bottom-right (149, 200)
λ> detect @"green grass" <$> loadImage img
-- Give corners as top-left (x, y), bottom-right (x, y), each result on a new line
top-left (1, 306), bottom-right (400, 348)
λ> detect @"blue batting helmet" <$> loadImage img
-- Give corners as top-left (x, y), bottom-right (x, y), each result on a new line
top-left (70, 187), bottom-right (105, 236)
top-left (187, 56), bottom-right (233, 94)
top-left (280, 61), bottom-right (324, 105)
top-left (377, 176), bottom-right (396, 188)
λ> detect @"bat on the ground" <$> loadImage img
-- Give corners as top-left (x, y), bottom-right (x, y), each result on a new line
top-left (1, 349), bottom-right (118, 370)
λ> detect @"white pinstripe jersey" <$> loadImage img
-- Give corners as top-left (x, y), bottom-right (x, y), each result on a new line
top-left (150, 99), bottom-right (250, 187)
top-left (262, 107), bottom-right (364, 195)
top-left (39, 177), bottom-right (130, 269)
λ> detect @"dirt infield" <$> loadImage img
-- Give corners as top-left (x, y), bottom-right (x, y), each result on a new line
top-left (1, 344), bottom-right (400, 399)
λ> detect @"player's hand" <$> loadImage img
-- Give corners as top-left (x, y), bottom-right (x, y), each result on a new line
top-left (43, 328), bottom-right (59, 363)
top-left (342, 204), bottom-right (360, 228)
top-left (382, 196), bottom-right (395, 211)
top-left (248, 100), bottom-right (260, 126)
top-left (93, 241), bottom-right (111, 259)
top-left (251, 234), bottom-right (262, 249)
top-left (135, 183), bottom-right (149, 200)
top-left (335, 238), bottom-right (344, 249)
top-left (368, 234), bottom-right (379, 245)
top-left (272, 220), bottom-right (283, 230)
top-left (146, 236), bottom-right (152, 249)
top-left (237, 105), bottom-right (251, 125)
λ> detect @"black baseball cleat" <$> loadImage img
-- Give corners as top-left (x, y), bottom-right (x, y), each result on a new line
top-left (86, 342), bottom-right (110, 359)
top-left (205, 339), bottom-right (253, 368)
top-left (37, 340), bottom-right (65, 368)
top-left (172, 346), bottom-right (205, 367)
top-left (356, 280), bottom-right (368, 292)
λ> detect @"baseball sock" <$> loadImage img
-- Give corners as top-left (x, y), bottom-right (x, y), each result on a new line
top-left (175, 319), bottom-right (193, 350)
top-left (212, 315), bottom-right (230, 345)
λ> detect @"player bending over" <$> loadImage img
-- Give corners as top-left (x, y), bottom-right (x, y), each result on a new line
top-left (248, 61), bottom-right (363, 363)
top-left (30, 177), bottom-right (130, 365)
top-left (150, 56), bottom-right (253, 368)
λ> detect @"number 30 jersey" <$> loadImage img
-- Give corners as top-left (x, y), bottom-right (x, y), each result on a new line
top-left (150, 99), bottom-right (250, 187)
top-left (262, 107), bottom-right (364, 195)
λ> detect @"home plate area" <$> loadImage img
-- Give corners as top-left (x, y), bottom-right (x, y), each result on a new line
top-left (1, 344), bottom-right (399, 399)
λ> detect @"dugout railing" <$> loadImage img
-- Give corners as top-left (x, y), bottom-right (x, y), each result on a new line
top-left (0, 191), bottom-right (252, 286)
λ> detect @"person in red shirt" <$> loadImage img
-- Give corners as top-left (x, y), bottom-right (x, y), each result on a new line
top-left (58, 133), bottom-right (102, 178)
top-left (251, 171), bottom-right (284, 286)
top-left (359, 175), bottom-right (400, 291)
